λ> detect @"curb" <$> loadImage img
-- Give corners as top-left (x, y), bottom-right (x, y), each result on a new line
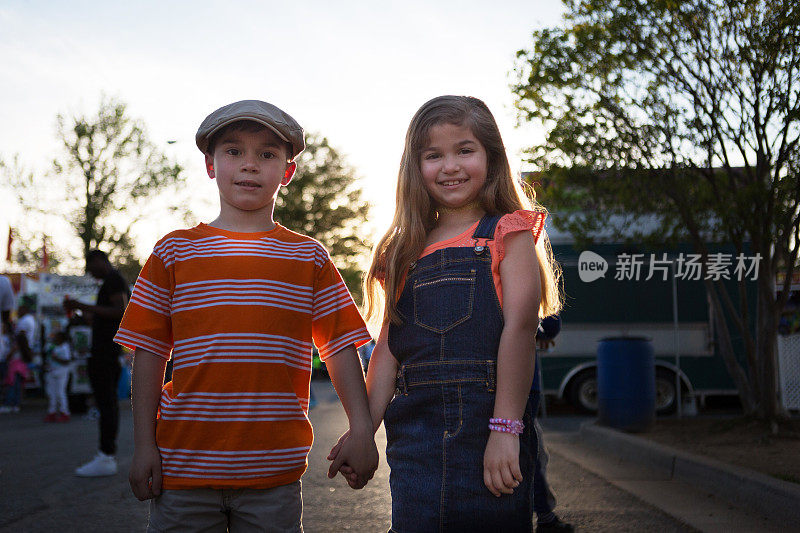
top-left (579, 421), bottom-right (800, 524)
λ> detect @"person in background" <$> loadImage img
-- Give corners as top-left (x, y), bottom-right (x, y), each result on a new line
top-left (14, 303), bottom-right (36, 358)
top-left (64, 250), bottom-right (130, 477)
top-left (0, 275), bottom-right (13, 383)
top-left (0, 332), bottom-right (29, 414)
top-left (44, 329), bottom-right (72, 422)
top-left (357, 338), bottom-right (376, 373)
top-left (531, 315), bottom-right (573, 532)
top-left (0, 274), bottom-right (13, 333)
top-left (0, 275), bottom-right (13, 385)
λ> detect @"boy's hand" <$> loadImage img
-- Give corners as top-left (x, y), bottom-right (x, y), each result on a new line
top-left (129, 444), bottom-right (163, 501)
top-left (483, 431), bottom-right (522, 497)
top-left (327, 429), bottom-right (378, 489)
top-left (327, 430), bottom-right (364, 489)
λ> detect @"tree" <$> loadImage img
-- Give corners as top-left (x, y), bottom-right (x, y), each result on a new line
top-left (275, 133), bottom-right (371, 302)
top-left (513, 0), bottom-right (800, 422)
top-left (4, 98), bottom-right (187, 280)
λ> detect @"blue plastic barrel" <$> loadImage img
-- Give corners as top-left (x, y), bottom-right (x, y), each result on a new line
top-left (597, 336), bottom-right (655, 432)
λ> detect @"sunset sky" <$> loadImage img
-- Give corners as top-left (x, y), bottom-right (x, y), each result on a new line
top-left (1, 1), bottom-right (564, 267)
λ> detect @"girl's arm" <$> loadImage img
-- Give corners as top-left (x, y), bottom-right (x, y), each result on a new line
top-left (129, 348), bottom-right (167, 501)
top-left (364, 323), bottom-right (399, 431)
top-left (484, 230), bottom-right (541, 497)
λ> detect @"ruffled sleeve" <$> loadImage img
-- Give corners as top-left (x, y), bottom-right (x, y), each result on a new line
top-left (494, 210), bottom-right (546, 263)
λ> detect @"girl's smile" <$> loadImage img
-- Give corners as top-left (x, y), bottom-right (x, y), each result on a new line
top-left (420, 123), bottom-right (488, 211)
top-left (439, 178), bottom-right (469, 187)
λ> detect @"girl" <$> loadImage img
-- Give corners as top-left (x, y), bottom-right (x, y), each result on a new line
top-left (44, 330), bottom-right (72, 422)
top-left (329, 95), bottom-right (561, 532)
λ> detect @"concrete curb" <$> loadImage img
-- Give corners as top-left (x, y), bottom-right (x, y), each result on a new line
top-left (579, 421), bottom-right (800, 524)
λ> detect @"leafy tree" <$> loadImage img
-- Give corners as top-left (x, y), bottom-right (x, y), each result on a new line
top-left (513, 0), bottom-right (799, 422)
top-left (4, 98), bottom-right (187, 280)
top-left (275, 133), bottom-right (371, 302)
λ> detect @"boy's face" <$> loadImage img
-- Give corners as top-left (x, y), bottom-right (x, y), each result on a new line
top-left (205, 127), bottom-right (296, 218)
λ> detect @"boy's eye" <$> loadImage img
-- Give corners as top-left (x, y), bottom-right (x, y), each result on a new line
top-left (226, 148), bottom-right (240, 156)
top-left (261, 151), bottom-right (276, 159)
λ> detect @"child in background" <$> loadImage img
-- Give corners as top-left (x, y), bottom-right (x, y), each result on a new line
top-left (330, 95), bottom-right (562, 531)
top-left (44, 330), bottom-right (72, 422)
top-left (116, 100), bottom-right (377, 532)
top-left (0, 321), bottom-right (12, 386)
top-left (0, 332), bottom-right (30, 414)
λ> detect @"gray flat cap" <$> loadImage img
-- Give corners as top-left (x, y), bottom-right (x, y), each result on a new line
top-left (196, 100), bottom-right (305, 160)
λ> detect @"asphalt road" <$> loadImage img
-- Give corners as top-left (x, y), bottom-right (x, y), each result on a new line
top-left (0, 381), bottom-right (696, 532)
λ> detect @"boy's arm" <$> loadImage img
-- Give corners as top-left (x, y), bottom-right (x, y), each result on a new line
top-left (327, 324), bottom-right (398, 486)
top-left (130, 348), bottom-right (168, 501)
top-left (484, 230), bottom-right (541, 497)
top-left (324, 345), bottom-right (379, 484)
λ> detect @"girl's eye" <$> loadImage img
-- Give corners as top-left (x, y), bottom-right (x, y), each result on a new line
top-left (424, 153), bottom-right (440, 160)
top-left (459, 148), bottom-right (474, 155)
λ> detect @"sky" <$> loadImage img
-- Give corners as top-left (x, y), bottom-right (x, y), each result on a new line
top-left (0, 0), bottom-right (565, 269)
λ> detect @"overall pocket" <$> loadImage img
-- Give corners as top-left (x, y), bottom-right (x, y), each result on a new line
top-left (413, 269), bottom-right (476, 333)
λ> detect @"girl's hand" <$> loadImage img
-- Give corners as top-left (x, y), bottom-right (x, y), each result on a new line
top-left (327, 430), bottom-right (361, 487)
top-left (483, 431), bottom-right (522, 497)
top-left (327, 429), bottom-right (350, 462)
top-left (129, 444), bottom-right (163, 501)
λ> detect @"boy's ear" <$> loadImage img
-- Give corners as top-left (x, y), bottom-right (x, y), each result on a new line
top-left (282, 161), bottom-right (296, 186)
top-left (205, 154), bottom-right (215, 179)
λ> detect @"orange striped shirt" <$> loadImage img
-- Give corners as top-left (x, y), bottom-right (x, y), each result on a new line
top-left (115, 223), bottom-right (371, 490)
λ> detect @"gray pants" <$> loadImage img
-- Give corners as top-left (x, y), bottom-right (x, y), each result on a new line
top-left (148, 481), bottom-right (303, 533)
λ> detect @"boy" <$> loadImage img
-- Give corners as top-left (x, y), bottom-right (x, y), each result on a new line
top-left (115, 100), bottom-right (378, 531)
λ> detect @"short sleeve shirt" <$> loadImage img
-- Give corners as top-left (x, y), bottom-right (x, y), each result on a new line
top-left (115, 223), bottom-right (371, 490)
top-left (419, 210), bottom-right (546, 306)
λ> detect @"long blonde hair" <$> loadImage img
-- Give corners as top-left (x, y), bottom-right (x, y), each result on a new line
top-left (365, 95), bottom-right (562, 324)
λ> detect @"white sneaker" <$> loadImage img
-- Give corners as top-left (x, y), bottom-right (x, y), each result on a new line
top-left (75, 452), bottom-right (118, 477)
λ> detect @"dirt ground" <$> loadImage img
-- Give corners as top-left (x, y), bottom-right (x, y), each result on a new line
top-left (637, 415), bottom-right (800, 485)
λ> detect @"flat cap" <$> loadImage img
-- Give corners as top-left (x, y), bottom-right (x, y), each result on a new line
top-left (196, 100), bottom-right (305, 160)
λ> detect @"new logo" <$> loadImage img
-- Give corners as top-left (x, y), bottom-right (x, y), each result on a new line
top-left (578, 251), bottom-right (608, 282)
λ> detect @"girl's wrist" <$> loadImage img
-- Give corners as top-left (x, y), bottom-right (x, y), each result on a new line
top-left (489, 417), bottom-right (524, 435)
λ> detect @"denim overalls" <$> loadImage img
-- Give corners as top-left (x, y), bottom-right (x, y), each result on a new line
top-left (385, 215), bottom-right (535, 533)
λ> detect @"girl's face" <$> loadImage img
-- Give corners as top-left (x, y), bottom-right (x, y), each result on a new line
top-left (419, 122), bottom-right (488, 210)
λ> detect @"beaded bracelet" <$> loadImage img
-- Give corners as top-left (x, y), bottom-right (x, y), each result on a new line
top-left (489, 424), bottom-right (523, 434)
top-left (488, 418), bottom-right (524, 435)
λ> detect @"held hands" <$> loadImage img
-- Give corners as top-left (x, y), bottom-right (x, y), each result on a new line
top-left (483, 431), bottom-right (522, 497)
top-left (326, 429), bottom-right (378, 489)
top-left (129, 444), bottom-right (163, 501)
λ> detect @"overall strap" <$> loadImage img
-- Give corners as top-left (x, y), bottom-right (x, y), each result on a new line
top-left (472, 214), bottom-right (503, 241)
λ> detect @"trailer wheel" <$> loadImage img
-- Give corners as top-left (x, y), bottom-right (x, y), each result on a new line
top-left (569, 370), bottom-right (598, 413)
top-left (655, 368), bottom-right (679, 415)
